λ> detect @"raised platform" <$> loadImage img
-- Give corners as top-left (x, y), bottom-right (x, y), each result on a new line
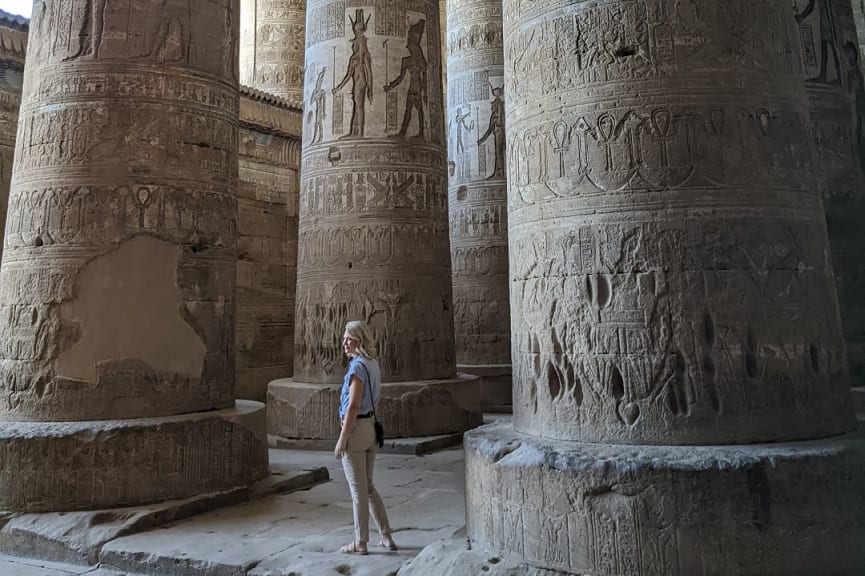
top-left (0, 401), bottom-right (269, 512)
top-left (458, 364), bottom-right (512, 413)
top-left (267, 374), bottom-right (483, 440)
top-left (465, 422), bottom-right (865, 576)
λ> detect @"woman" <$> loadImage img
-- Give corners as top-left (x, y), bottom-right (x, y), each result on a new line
top-left (334, 320), bottom-right (398, 555)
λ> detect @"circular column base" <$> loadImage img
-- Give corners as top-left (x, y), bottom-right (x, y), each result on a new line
top-left (466, 422), bottom-right (865, 576)
top-left (0, 401), bottom-right (269, 513)
top-left (267, 374), bottom-right (483, 440)
top-left (458, 364), bottom-right (512, 413)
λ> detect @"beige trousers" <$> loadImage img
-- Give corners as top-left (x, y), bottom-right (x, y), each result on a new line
top-left (342, 418), bottom-right (393, 544)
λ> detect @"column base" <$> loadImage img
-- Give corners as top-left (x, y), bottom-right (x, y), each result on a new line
top-left (466, 422), bottom-right (865, 576)
top-left (0, 401), bottom-right (269, 513)
top-left (458, 364), bottom-right (512, 413)
top-left (267, 374), bottom-right (483, 440)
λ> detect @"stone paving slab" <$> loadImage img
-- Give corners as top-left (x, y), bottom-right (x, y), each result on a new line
top-left (268, 432), bottom-right (464, 456)
top-left (97, 448), bottom-right (466, 576)
top-left (0, 453), bottom-right (328, 568)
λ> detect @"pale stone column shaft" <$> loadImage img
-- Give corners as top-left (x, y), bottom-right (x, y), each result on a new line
top-left (0, 0), bottom-right (269, 514)
top-left (240, 0), bottom-right (306, 102)
top-left (0, 0), bottom-right (241, 422)
top-left (267, 0), bottom-right (483, 441)
top-left (464, 2), bottom-right (865, 574)
top-left (446, 0), bottom-right (511, 409)
top-left (0, 16), bottom-right (26, 264)
top-left (296, 0), bottom-right (453, 384)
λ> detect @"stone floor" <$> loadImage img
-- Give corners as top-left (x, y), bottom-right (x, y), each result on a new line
top-left (0, 447), bottom-right (468, 576)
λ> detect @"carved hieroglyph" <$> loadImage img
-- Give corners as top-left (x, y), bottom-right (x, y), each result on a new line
top-left (446, 0), bottom-right (510, 370)
top-left (296, 0), bottom-right (454, 384)
top-left (240, 0), bottom-right (306, 102)
top-left (236, 89), bottom-right (301, 401)
top-left (0, 0), bottom-right (241, 422)
top-left (0, 11), bottom-right (27, 264)
top-left (794, 0), bottom-right (865, 385)
top-left (503, 0), bottom-right (855, 444)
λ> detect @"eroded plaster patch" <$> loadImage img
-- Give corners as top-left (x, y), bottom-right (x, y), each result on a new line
top-left (56, 235), bottom-right (206, 384)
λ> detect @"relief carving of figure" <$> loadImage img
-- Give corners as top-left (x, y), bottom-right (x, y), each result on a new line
top-left (310, 67), bottom-right (327, 145)
top-left (62, 0), bottom-right (107, 60)
top-left (60, 0), bottom-right (192, 63)
top-left (454, 106), bottom-right (474, 154)
top-left (384, 19), bottom-right (428, 139)
top-left (477, 86), bottom-right (505, 179)
top-left (333, 9), bottom-right (374, 138)
top-left (796, 0), bottom-right (842, 84)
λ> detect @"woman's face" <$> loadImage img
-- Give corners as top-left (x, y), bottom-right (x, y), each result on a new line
top-left (342, 331), bottom-right (359, 357)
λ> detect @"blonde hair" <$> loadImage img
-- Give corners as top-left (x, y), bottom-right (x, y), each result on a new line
top-left (344, 320), bottom-right (378, 359)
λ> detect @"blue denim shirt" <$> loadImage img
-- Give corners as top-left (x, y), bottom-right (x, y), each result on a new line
top-left (339, 356), bottom-right (381, 419)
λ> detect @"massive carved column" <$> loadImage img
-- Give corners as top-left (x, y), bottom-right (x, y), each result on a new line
top-left (268, 0), bottom-right (482, 440)
top-left (794, 0), bottom-right (865, 387)
top-left (239, 0), bottom-right (306, 102)
top-left (235, 88), bottom-right (302, 401)
top-left (465, 1), bottom-right (865, 573)
top-left (0, 11), bottom-right (27, 263)
top-left (446, 0), bottom-right (511, 411)
top-left (440, 0), bottom-right (447, 111)
top-left (0, 0), bottom-right (268, 512)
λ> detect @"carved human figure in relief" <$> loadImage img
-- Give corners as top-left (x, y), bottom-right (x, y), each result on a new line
top-left (310, 67), bottom-right (328, 145)
top-left (454, 107), bottom-right (474, 154)
top-left (384, 19), bottom-right (428, 139)
top-left (796, 0), bottom-right (842, 84)
top-left (477, 86), bottom-right (505, 179)
top-left (334, 9), bottom-right (373, 138)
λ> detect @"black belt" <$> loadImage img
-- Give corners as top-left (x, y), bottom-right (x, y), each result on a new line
top-left (357, 412), bottom-right (373, 419)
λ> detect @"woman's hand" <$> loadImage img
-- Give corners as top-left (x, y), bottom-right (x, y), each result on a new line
top-left (334, 437), bottom-right (348, 460)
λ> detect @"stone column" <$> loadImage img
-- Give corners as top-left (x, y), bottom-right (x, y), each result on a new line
top-left (0, 11), bottom-right (27, 263)
top-left (465, 1), bottom-right (865, 574)
top-left (0, 0), bottom-right (268, 513)
top-left (268, 0), bottom-right (482, 440)
top-left (239, 0), bottom-right (306, 103)
top-left (794, 0), bottom-right (865, 388)
top-left (446, 0), bottom-right (511, 411)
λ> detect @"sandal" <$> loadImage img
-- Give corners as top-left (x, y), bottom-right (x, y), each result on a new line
top-left (340, 542), bottom-right (368, 555)
top-left (379, 537), bottom-right (398, 551)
